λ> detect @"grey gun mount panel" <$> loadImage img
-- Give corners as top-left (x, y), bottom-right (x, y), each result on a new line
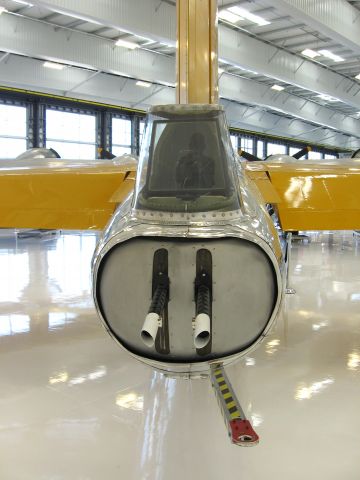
top-left (96, 236), bottom-right (277, 364)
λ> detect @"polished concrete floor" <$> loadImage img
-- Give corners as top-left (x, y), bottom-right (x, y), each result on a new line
top-left (0, 230), bottom-right (360, 479)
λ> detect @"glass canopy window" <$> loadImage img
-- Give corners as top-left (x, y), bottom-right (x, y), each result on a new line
top-left (0, 104), bottom-right (27, 159)
top-left (112, 117), bottom-right (132, 156)
top-left (45, 109), bottom-right (96, 159)
top-left (134, 106), bottom-right (241, 214)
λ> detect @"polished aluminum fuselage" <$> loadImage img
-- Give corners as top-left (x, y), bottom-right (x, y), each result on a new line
top-left (92, 163), bottom-right (285, 375)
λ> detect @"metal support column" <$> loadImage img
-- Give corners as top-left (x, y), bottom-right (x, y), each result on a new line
top-left (28, 101), bottom-right (45, 148)
top-left (132, 116), bottom-right (139, 156)
top-left (176, 0), bottom-right (218, 104)
top-left (97, 110), bottom-right (111, 158)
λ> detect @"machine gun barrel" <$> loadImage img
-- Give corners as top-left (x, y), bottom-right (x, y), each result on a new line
top-left (141, 285), bottom-right (168, 347)
top-left (194, 284), bottom-right (211, 349)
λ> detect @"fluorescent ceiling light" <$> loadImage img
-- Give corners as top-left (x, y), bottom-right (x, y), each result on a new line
top-left (159, 41), bottom-right (175, 48)
top-left (136, 80), bottom-right (151, 88)
top-left (244, 68), bottom-right (258, 75)
top-left (229, 6), bottom-right (270, 26)
top-left (11, 0), bottom-right (33, 5)
top-left (317, 94), bottom-right (339, 102)
top-left (237, 66), bottom-right (259, 75)
top-left (318, 49), bottom-right (345, 62)
top-left (301, 49), bottom-right (320, 59)
top-left (0, 6), bottom-right (7, 14)
top-left (355, 73), bottom-right (360, 80)
top-left (271, 84), bottom-right (285, 91)
top-left (43, 61), bottom-right (66, 70)
top-left (218, 10), bottom-right (242, 23)
top-left (115, 39), bottom-right (139, 49)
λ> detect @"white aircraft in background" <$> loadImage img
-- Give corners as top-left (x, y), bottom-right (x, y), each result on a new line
top-left (239, 145), bottom-right (312, 163)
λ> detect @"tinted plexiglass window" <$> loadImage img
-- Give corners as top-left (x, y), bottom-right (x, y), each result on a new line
top-left (134, 108), bottom-right (240, 213)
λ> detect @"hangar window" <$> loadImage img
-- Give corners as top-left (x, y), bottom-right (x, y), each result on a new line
top-left (45, 109), bottom-right (96, 159)
top-left (257, 140), bottom-right (264, 158)
top-left (112, 117), bottom-right (132, 156)
top-left (308, 150), bottom-right (322, 160)
top-left (267, 142), bottom-right (286, 156)
top-left (230, 135), bottom-right (238, 152)
top-left (0, 314), bottom-right (30, 337)
top-left (0, 104), bottom-right (27, 158)
top-left (289, 147), bottom-right (301, 157)
top-left (240, 138), bottom-right (254, 154)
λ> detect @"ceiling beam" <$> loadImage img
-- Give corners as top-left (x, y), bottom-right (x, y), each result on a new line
top-left (64, 69), bottom-right (102, 95)
top-left (0, 52), bottom-right (10, 64)
top-left (0, 1), bottom-right (359, 143)
top-left (0, 12), bottom-right (175, 83)
top-left (0, 53), bottom-right (357, 148)
top-left (218, 25), bottom-right (360, 110)
top-left (256, 23), bottom-right (305, 36)
top-left (220, 73), bottom-right (360, 138)
top-left (29, 0), bottom-right (176, 45)
top-left (24, 0), bottom-right (360, 110)
top-left (0, 45), bottom-right (359, 142)
top-left (64, 19), bottom-right (87, 28)
top-left (266, 0), bottom-right (360, 55)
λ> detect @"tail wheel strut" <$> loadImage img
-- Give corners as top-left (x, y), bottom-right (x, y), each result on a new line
top-left (210, 364), bottom-right (259, 446)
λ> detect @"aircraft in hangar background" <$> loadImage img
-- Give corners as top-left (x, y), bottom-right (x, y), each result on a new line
top-left (239, 145), bottom-right (312, 163)
top-left (239, 145), bottom-right (360, 164)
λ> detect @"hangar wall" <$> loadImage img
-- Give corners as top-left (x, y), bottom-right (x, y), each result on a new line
top-left (0, 88), bottom-right (344, 160)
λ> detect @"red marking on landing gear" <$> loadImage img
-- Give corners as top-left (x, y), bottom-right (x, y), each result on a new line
top-left (229, 419), bottom-right (259, 446)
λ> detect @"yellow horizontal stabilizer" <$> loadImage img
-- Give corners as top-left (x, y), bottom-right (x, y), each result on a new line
top-left (246, 162), bottom-right (360, 231)
top-left (245, 170), bottom-right (281, 203)
top-left (109, 172), bottom-right (136, 203)
top-left (0, 162), bottom-right (136, 230)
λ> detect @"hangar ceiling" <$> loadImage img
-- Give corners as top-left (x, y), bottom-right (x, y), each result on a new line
top-left (0, 0), bottom-right (359, 149)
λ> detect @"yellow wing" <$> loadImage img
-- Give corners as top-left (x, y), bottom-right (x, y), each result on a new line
top-left (0, 161), bottom-right (136, 230)
top-left (245, 161), bottom-right (360, 231)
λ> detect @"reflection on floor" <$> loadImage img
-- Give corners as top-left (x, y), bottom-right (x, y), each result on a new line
top-left (0, 230), bottom-right (360, 480)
